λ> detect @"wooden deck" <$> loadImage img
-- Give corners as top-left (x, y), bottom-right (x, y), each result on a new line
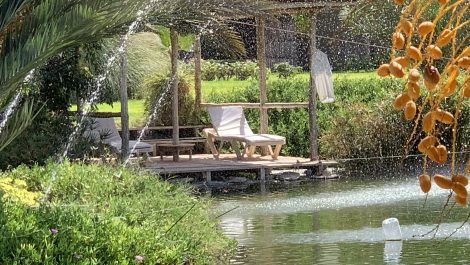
top-left (143, 154), bottom-right (337, 180)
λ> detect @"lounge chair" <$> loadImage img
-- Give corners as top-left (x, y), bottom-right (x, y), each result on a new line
top-left (205, 106), bottom-right (285, 160)
top-left (85, 117), bottom-right (153, 156)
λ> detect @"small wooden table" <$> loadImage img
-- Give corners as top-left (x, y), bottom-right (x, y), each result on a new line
top-left (156, 143), bottom-right (195, 162)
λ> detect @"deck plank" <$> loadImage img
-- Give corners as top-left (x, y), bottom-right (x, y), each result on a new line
top-left (143, 154), bottom-right (337, 174)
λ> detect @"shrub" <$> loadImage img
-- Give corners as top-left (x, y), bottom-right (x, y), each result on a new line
top-left (231, 61), bottom-right (259, 80)
top-left (0, 162), bottom-right (235, 264)
top-left (199, 60), bottom-right (259, 81)
top-left (143, 73), bottom-right (197, 126)
top-left (271, 62), bottom-right (303, 78)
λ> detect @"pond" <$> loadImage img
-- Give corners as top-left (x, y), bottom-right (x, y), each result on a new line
top-left (213, 172), bottom-right (470, 264)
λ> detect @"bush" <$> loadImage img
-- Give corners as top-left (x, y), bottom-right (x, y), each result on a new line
top-left (143, 73), bottom-right (197, 126)
top-left (0, 162), bottom-right (235, 264)
top-left (198, 60), bottom-right (259, 81)
top-left (271, 62), bottom-right (303, 78)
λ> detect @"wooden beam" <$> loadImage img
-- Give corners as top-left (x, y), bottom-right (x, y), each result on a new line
top-left (200, 102), bottom-right (309, 108)
top-left (170, 28), bottom-right (180, 148)
top-left (256, 16), bottom-right (269, 155)
top-left (68, 111), bottom-right (122, 117)
top-left (309, 14), bottom-right (319, 161)
top-left (262, 1), bottom-right (356, 13)
top-left (119, 43), bottom-right (130, 161)
top-left (194, 34), bottom-right (202, 109)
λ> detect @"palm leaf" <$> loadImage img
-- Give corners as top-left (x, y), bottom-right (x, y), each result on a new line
top-left (0, 0), bottom-right (148, 101)
top-left (0, 98), bottom-right (41, 151)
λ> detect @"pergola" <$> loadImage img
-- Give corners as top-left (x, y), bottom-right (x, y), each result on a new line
top-left (119, 0), bottom-right (357, 161)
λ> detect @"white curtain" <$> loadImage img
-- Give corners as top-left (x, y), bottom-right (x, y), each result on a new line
top-left (312, 50), bottom-right (335, 103)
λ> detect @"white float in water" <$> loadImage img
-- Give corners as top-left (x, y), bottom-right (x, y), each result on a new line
top-left (382, 217), bottom-right (402, 241)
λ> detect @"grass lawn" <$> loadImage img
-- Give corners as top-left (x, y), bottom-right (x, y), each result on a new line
top-left (94, 71), bottom-right (377, 127)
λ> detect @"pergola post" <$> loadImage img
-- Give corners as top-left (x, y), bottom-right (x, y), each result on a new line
top-left (256, 16), bottom-right (269, 155)
top-left (119, 44), bottom-right (130, 161)
top-left (309, 14), bottom-right (319, 161)
top-left (194, 34), bottom-right (202, 109)
top-left (170, 28), bottom-right (180, 150)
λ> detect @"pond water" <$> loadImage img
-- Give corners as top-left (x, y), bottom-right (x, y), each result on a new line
top-left (213, 173), bottom-right (470, 264)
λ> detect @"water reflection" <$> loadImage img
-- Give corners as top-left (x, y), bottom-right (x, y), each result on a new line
top-left (214, 177), bottom-right (470, 264)
top-left (384, 241), bottom-right (402, 264)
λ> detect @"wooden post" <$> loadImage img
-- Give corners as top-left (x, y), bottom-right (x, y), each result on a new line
top-left (119, 44), bottom-right (130, 161)
top-left (309, 14), bottom-right (319, 161)
top-left (170, 28), bottom-right (180, 150)
top-left (256, 16), bottom-right (269, 155)
top-left (194, 34), bottom-right (202, 109)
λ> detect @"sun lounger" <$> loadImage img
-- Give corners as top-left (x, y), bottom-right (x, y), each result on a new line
top-left (205, 106), bottom-right (285, 160)
top-left (85, 117), bottom-right (153, 156)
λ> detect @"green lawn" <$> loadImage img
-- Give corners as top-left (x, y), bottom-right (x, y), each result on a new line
top-left (93, 71), bottom-right (377, 127)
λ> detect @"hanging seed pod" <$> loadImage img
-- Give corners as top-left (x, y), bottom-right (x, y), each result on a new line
top-left (462, 46), bottom-right (470, 57)
top-left (407, 46), bottom-right (423, 61)
top-left (393, 93), bottom-right (411, 109)
top-left (448, 65), bottom-right (460, 79)
top-left (441, 78), bottom-right (457, 97)
top-left (389, 61), bottom-right (405, 78)
top-left (434, 109), bottom-right (454, 124)
top-left (407, 82), bottom-right (420, 99)
top-left (436, 144), bottom-right (447, 164)
top-left (393, 57), bottom-right (409, 68)
top-left (424, 79), bottom-right (437, 92)
top-left (436, 29), bottom-right (453, 47)
top-left (418, 21), bottom-right (435, 38)
top-left (455, 195), bottom-right (467, 206)
top-left (438, 0), bottom-right (449, 5)
top-left (424, 65), bottom-right (441, 85)
top-left (418, 135), bottom-right (437, 153)
top-left (452, 183), bottom-right (468, 198)
top-left (452, 175), bottom-right (469, 186)
top-left (393, 93), bottom-right (411, 110)
top-left (458, 57), bottom-right (470, 70)
top-left (404, 101), bottom-right (417, 120)
top-left (377, 64), bottom-right (390, 77)
top-left (392, 32), bottom-right (405, 49)
top-left (427, 45), bottom-right (443, 59)
top-left (464, 80), bottom-right (470, 97)
top-left (400, 19), bottom-right (413, 36)
top-left (419, 174), bottom-right (432, 193)
top-left (426, 146), bottom-right (440, 163)
top-left (434, 174), bottom-right (453, 189)
top-left (422, 112), bottom-right (435, 133)
top-left (408, 69), bottom-right (420, 82)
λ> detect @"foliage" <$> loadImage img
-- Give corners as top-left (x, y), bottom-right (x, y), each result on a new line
top-left (0, 112), bottom-right (72, 170)
top-left (0, 0), bottom-right (146, 103)
top-left (0, 43), bottom-right (118, 169)
top-left (155, 25), bottom-right (195, 51)
top-left (120, 32), bottom-right (170, 100)
top-left (0, 98), bottom-right (39, 152)
top-left (143, 73), bottom-right (197, 126)
top-left (0, 178), bottom-right (40, 206)
top-left (195, 60), bottom-right (259, 81)
top-left (0, 162), bottom-right (235, 264)
top-left (272, 62), bottom-right (303, 79)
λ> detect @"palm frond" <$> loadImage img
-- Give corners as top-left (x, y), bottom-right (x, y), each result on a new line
top-left (0, 98), bottom-right (41, 152)
top-left (0, 0), bottom-right (148, 101)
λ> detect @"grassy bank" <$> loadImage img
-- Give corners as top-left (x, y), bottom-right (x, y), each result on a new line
top-left (0, 162), bottom-right (235, 264)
